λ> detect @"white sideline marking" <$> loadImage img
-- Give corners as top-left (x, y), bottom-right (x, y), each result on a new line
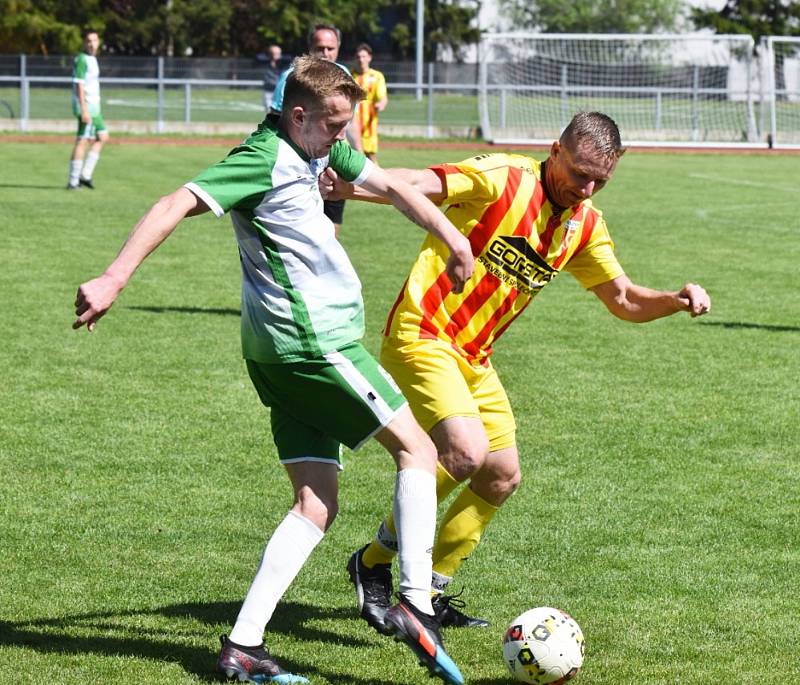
top-left (688, 173), bottom-right (795, 193)
top-left (106, 98), bottom-right (263, 112)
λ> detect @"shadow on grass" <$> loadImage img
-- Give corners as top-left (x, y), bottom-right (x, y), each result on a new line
top-left (0, 600), bottom-right (395, 684)
top-left (699, 320), bottom-right (800, 333)
top-left (127, 305), bottom-right (240, 317)
top-left (0, 183), bottom-right (67, 190)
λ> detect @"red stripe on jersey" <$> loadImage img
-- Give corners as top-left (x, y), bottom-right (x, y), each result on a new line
top-left (417, 271), bottom-right (454, 337)
top-left (442, 173), bottom-right (542, 343)
top-left (383, 278), bottom-right (409, 336)
top-left (466, 166), bottom-right (524, 255)
top-left (574, 207), bottom-right (599, 255)
top-left (461, 289), bottom-right (521, 361)
top-left (417, 165), bottom-right (523, 340)
top-left (443, 271), bottom-right (502, 341)
top-left (551, 208), bottom-right (583, 270)
top-left (536, 213), bottom-right (562, 255)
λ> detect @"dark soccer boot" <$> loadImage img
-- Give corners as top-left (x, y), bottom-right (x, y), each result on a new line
top-left (78, 177), bottom-right (95, 189)
top-left (433, 590), bottom-right (490, 628)
top-left (384, 595), bottom-right (465, 685)
top-left (347, 544), bottom-right (393, 634)
top-left (217, 635), bottom-right (309, 684)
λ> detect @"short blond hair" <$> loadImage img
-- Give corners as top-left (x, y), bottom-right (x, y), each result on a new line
top-left (283, 55), bottom-right (364, 115)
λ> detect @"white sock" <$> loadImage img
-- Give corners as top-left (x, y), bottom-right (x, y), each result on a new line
top-left (68, 160), bottom-right (82, 186)
top-left (394, 468), bottom-right (436, 615)
top-left (229, 511), bottom-right (324, 646)
top-left (80, 151), bottom-right (100, 180)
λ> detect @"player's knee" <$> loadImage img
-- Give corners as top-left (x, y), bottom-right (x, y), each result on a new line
top-left (471, 460), bottom-right (521, 504)
top-left (499, 467), bottom-right (522, 498)
top-left (294, 490), bottom-right (338, 532)
top-left (440, 439), bottom-right (490, 482)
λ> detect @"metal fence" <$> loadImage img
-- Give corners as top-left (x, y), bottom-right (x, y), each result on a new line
top-left (1, 41), bottom-right (799, 146)
top-left (0, 54), bottom-right (481, 137)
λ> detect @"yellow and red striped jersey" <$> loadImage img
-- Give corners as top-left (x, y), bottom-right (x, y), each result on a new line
top-left (353, 68), bottom-right (387, 150)
top-left (384, 153), bottom-right (625, 365)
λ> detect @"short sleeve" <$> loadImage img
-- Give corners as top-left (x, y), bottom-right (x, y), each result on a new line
top-left (328, 141), bottom-right (369, 184)
top-left (184, 143), bottom-right (274, 217)
top-left (73, 54), bottom-right (87, 82)
top-left (564, 215), bottom-right (625, 289)
top-left (376, 72), bottom-right (387, 101)
top-left (430, 159), bottom-right (503, 205)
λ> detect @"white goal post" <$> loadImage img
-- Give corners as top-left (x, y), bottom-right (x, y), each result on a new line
top-left (761, 36), bottom-right (800, 147)
top-left (478, 33), bottom-right (760, 147)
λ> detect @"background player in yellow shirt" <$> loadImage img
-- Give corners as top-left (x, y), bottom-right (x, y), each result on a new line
top-left (326, 111), bottom-right (711, 632)
top-left (353, 43), bottom-right (388, 163)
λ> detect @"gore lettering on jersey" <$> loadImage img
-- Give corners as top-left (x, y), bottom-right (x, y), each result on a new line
top-left (481, 235), bottom-right (557, 295)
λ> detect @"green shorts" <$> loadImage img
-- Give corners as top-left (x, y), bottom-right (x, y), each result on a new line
top-left (246, 341), bottom-right (407, 469)
top-left (76, 114), bottom-right (107, 139)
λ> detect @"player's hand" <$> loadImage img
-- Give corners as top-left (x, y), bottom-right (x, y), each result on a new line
top-left (445, 235), bottom-right (474, 294)
top-left (319, 167), bottom-right (351, 201)
top-left (81, 110), bottom-right (91, 124)
top-left (677, 282), bottom-right (710, 317)
top-left (73, 273), bottom-right (125, 331)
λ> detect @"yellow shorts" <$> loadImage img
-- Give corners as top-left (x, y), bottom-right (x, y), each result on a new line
top-left (380, 336), bottom-right (516, 451)
top-left (361, 132), bottom-right (378, 155)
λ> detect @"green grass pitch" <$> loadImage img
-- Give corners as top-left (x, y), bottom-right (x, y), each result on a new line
top-left (1, 137), bottom-right (799, 684)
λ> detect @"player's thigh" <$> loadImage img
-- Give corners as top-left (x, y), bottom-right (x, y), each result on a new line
top-left (247, 342), bottom-right (406, 455)
top-left (468, 361), bottom-right (516, 452)
top-left (373, 404), bottom-right (437, 472)
top-left (75, 118), bottom-right (94, 140)
top-left (93, 114), bottom-right (108, 139)
top-left (380, 337), bottom-right (481, 433)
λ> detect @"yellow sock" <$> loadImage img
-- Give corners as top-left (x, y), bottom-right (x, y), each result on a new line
top-left (362, 462), bottom-right (462, 569)
top-left (432, 485), bottom-right (498, 579)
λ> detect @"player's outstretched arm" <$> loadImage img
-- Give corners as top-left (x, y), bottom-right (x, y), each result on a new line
top-left (360, 166), bottom-right (473, 292)
top-left (321, 167), bottom-right (447, 205)
top-left (591, 275), bottom-right (710, 323)
top-left (73, 187), bottom-right (207, 332)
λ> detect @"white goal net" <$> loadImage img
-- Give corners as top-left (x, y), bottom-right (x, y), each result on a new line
top-left (479, 33), bottom-right (759, 147)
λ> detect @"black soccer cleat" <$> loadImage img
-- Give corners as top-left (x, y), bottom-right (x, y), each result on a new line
top-left (216, 635), bottom-right (309, 684)
top-left (78, 177), bottom-right (95, 189)
top-left (65, 183), bottom-right (81, 190)
top-left (347, 544), bottom-right (393, 634)
top-left (384, 595), bottom-right (465, 685)
top-left (433, 590), bottom-right (490, 628)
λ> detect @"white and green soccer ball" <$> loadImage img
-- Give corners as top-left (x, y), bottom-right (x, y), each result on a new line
top-left (502, 606), bottom-right (585, 684)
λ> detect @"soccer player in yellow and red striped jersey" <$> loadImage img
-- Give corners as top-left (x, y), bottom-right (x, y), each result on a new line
top-left (353, 44), bottom-right (388, 163)
top-left (334, 112), bottom-right (711, 633)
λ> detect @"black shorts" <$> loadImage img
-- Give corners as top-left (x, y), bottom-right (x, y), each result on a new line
top-left (324, 198), bottom-right (346, 224)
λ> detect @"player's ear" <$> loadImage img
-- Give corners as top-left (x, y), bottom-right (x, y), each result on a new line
top-left (290, 105), bottom-right (306, 128)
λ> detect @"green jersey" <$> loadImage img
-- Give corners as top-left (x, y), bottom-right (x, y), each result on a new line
top-left (72, 52), bottom-right (101, 117)
top-left (185, 119), bottom-right (373, 363)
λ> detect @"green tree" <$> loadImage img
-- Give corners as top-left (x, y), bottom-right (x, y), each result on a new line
top-left (0, 0), bottom-right (100, 54)
top-left (227, 0), bottom-right (389, 58)
top-left (691, 0), bottom-right (800, 43)
top-left (388, 0), bottom-right (482, 60)
top-left (501, 0), bottom-right (685, 33)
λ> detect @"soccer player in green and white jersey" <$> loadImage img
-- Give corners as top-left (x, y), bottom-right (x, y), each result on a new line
top-left (67, 28), bottom-right (109, 190)
top-left (73, 56), bottom-right (473, 685)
